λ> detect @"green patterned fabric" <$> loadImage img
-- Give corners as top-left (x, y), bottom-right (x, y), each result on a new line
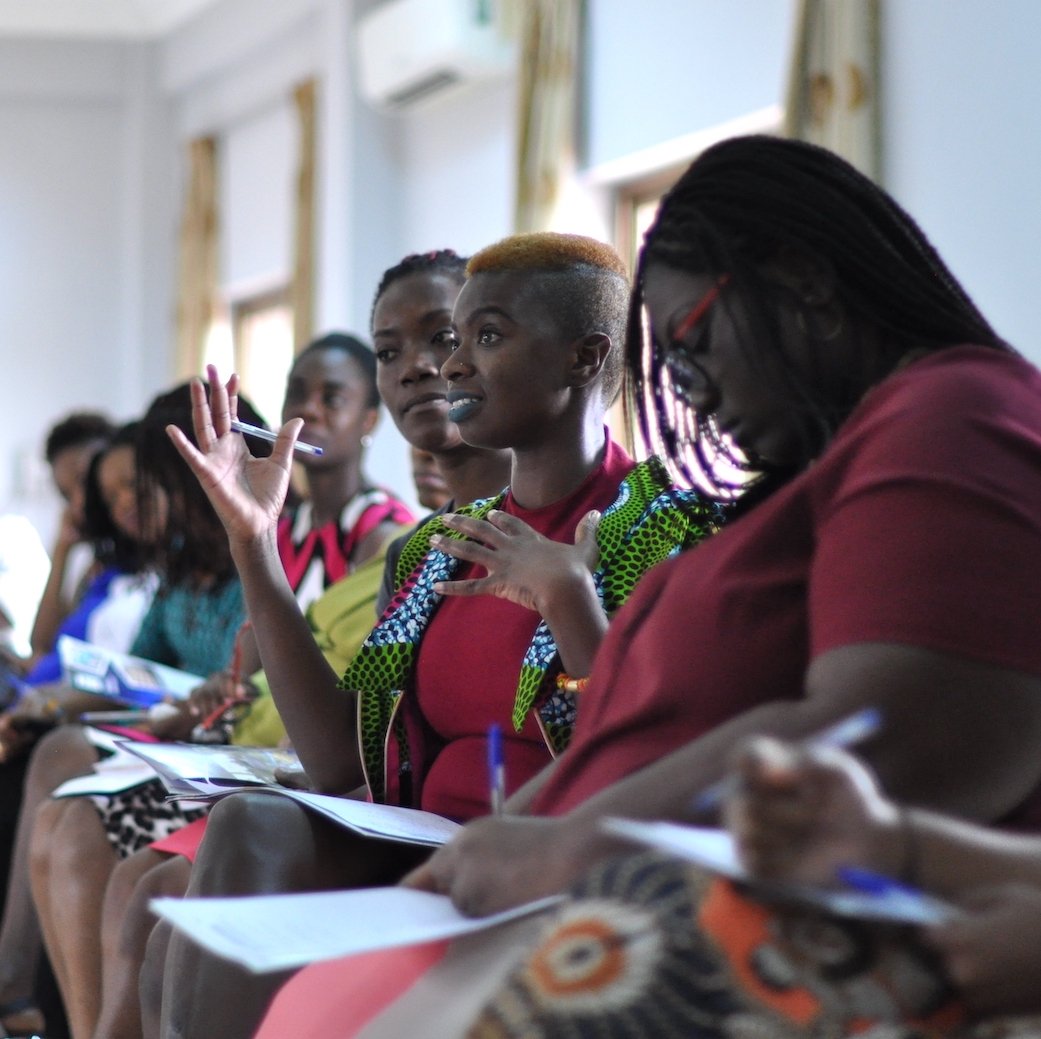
top-left (341, 457), bottom-right (725, 802)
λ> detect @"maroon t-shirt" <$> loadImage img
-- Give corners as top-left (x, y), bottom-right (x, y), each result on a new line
top-left (532, 347), bottom-right (1041, 820)
top-left (408, 437), bottom-right (635, 821)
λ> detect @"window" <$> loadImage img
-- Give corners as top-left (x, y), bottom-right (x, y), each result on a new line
top-left (203, 288), bottom-right (295, 429)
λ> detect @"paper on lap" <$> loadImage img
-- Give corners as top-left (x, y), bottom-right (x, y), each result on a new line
top-left (119, 742), bottom-right (462, 847)
top-left (151, 888), bottom-right (560, 974)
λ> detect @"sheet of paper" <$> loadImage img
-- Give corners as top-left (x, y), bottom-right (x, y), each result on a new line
top-left (118, 742), bottom-right (300, 796)
top-left (604, 818), bottom-right (957, 925)
top-left (280, 790), bottom-right (461, 847)
top-left (52, 761), bottom-right (158, 798)
top-left (152, 887), bottom-right (560, 974)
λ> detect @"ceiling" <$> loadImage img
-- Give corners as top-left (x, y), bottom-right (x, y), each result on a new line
top-left (0, 0), bottom-right (224, 39)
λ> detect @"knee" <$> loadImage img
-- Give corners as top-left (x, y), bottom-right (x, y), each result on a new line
top-left (34, 797), bottom-right (101, 873)
top-left (25, 725), bottom-right (96, 790)
top-left (193, 794), bottom-right (315, 896)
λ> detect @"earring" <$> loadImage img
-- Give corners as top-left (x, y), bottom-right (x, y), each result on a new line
top-left (361, 434), bottom-right (373, 448)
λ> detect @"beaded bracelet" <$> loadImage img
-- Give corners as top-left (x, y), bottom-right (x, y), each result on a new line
top-left (555, 673), bottom-right (589, 694)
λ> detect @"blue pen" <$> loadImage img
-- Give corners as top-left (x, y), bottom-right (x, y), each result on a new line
top-left (487, 723), bottom-right (505, 815)
top-left (837, 865), bottom-right (957, 924)
top-left (691, 706), bottom-right (883, 815)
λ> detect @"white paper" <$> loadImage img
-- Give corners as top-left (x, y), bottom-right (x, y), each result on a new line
top-left (118, 742), bottom-right (300, 797)
top-left (604, 818), bottom-right (957, 925)
top-left (279, 791), bottom-right (461, 847)
top-left (152, 887), bottom-right (560, 973)
top-left (51, 739), bottom-right (159, 798)
top-left (118, 743), bottom-right (462, 847)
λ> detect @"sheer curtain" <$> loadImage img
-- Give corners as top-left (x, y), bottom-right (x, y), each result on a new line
top-left (508, 0), bottom-right (582, 233)
top-left (174, 136), bottom-right (219, 380)
top-left (783, 0), bottom-right (880, 178)
top-left (291, 78), bottom-right (317, 352)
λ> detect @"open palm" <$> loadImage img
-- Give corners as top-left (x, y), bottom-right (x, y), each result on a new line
top-left (165, 366), bottom-right (299, 545)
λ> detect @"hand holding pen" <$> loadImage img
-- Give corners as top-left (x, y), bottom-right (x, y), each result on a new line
top-left (719, 709), bottom-right (905, 890)
top-left (165, 367), bottom-right (298, 546)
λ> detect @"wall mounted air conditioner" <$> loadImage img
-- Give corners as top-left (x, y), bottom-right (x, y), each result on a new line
top-left (356, 0), bottom-right (516, 112)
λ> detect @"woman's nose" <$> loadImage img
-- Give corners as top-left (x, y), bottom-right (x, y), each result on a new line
top-left (401, 343), bottom-right (443, 384)
top-left (440, 343), bottom-right (472, 383)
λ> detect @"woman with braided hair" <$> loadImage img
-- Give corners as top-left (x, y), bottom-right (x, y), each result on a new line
top-left (153, 234), bottom-right (721, 1039)
top-left (253, 135), bottom-right (1041, 1037)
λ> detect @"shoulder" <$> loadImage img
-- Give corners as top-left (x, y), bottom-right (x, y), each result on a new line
top-left (860, 346), bottom-right (1041, 427)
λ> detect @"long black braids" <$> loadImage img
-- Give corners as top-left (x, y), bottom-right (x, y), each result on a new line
top-left (627, 134), bottom-right (1008, 497)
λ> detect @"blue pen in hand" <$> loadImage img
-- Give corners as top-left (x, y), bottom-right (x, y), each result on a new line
top-left (837, 865), bottom-right (958, 925)
top-left (488, 723), bottom-right (505, 815)
top-left (691, 706), bottom-right (883, 815)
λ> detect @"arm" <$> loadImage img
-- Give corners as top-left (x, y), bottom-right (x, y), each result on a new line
top-left (404, 643), bottom-right (1041, 915)
top-left (165, 369), bottom-right (364, 793)
top-left (726, 736), bottom-right (1041, 1018)
top-left (28, 512), bottom-right (85, 659)
top-left (431, 509), bottom-right (605, 677)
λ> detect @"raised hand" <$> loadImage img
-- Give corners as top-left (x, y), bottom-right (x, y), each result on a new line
top-left (723, 739), bottom-right (903, 888)
top-left (430, 508), bottom-right (601, 616)
top-left (164, 366), bottom-right (302, 546)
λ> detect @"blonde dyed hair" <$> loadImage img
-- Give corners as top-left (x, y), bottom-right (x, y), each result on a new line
top-left (466, 233), bottom-right (630, 403)
top-left (467, 232), bottom-right (629, 280)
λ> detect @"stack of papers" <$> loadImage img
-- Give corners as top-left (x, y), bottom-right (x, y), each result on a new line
top-left (120, 742), bottom-right (462, 848)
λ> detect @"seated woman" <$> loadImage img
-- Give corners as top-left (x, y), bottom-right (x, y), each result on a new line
top-left (15, 422), bottom-right (158, 690)
top-left (155, 233), bottom-right (722, 1039)
top-left (13, 412), bottom-right (116, 672)
top-left (0, 385), bottom-right (257, 1039)
top-left (252, 135), bottom-right (1041, 1038)
top-left (93, 250), bottom-right (514, 1039)
top-left (27, 335), bottom-right (415, 1039)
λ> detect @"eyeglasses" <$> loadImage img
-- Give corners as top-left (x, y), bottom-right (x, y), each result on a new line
top-left (662, 274), bottom-right (730, 398)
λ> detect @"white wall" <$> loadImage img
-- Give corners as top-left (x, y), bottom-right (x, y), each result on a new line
top-left (0, 37), bottom-right (174, 540)
top-left (4, 0), bottom-right (1041, 533)
top-left (882, 0), bottom-right (1041, 359)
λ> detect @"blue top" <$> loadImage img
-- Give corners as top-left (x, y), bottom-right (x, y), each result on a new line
top-left (130, 577), bottom-right (245, 677)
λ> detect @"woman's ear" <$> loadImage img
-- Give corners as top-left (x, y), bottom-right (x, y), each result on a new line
top-left (362, 408), bottom-right (380, 438)
top-left (568, 332), bottom-right (612, 388)
top-left (765, 247), bottom-right (837, 307)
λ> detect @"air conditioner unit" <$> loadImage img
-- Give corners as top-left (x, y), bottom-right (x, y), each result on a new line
top-left (356, 0), bottom-right (516, 112)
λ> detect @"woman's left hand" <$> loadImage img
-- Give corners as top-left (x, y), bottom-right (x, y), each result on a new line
top-left (430, 509), bottom-right (600, 616)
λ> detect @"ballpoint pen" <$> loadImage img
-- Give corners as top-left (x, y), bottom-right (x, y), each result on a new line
top-left (488, 723), bottom-right (505, 815)
top-left (229, 419), bottom-right (324, 457)
top-left (691, 706), bottom-right (883, 814)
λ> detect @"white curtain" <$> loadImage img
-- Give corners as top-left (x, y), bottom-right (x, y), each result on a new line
top-left (783, 0), bottom-right (880, 179)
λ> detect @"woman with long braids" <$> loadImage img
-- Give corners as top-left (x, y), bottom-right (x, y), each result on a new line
top-left (256, 135), bottom-right (1041, 1037)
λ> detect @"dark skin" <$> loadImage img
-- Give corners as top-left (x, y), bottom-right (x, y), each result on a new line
top-left (156, 266), bottom-right (619, 1039)
top-left (726, 739), bottom-right (1041, 1017)
top-left (29, 346), bottom-right (404, 1039)
top-left (399, 259), bottom-right (1041, 917)
top-left (166, 272), bottom-right (611, 794)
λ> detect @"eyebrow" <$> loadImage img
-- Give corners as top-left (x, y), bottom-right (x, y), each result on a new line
top-left (373, 307), bottom-right (454, 338)
top-left (455, 304), bottom-right (513, 328)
